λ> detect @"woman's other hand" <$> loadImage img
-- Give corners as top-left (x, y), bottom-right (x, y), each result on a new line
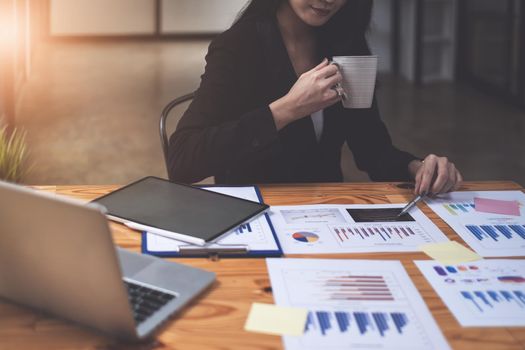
top-left (270, 58), bottom-right (342, 130)
top-left (409, 154), bottom-right (463, 195)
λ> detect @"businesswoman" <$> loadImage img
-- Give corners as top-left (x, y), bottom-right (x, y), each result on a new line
top-left (168, 0), bottom-right (462, 195)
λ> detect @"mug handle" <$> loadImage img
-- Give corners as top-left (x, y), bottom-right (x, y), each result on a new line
top-left (329, 61), bottom-right (348, 101)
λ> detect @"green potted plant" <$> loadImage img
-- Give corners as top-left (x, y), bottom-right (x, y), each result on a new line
top-left (0, 126), bottom-right (29, 183)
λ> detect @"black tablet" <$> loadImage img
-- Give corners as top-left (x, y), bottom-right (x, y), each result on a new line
top-left (92, 177), bottom-right (268, 243)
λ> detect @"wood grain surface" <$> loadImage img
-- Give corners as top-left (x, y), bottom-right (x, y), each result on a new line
top-left (1, 181), bottom-right (524, 350)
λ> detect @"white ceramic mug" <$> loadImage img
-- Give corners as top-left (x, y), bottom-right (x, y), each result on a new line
top-left (332, 55), bottom-right (378, 109)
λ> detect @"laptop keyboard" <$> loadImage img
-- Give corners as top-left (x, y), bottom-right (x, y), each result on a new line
top-left (124, 280), bottom-right (177, 324)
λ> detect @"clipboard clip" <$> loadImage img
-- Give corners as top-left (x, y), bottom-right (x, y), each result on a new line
top-left (178, 245), bottom-right (249, 259)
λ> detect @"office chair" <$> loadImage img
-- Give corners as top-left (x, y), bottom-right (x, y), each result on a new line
top-left (159, 92), bottom-right (195, 173)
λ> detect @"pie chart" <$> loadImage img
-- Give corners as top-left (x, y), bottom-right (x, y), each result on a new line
top-left (292, 231), bottom-right (319, 243)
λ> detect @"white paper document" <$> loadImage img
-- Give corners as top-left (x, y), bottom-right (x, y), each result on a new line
top-left (266, 258), bottom-right (450, 350)
top-left (425, 191), bottom-right (525, 257)
top-left (415, 259), bottom-right (525, 327)
top-left (144, 186), bottom-right (280, 254)
top-left (268, 204), bottom-right (448, 254)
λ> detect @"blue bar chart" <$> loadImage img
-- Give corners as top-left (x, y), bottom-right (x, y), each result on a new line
top-left (460, 290), bottom-right (525, 317)
top-left (305, 310), bottom-right (409, 337)
top-left (461, 290), bottom-right (525, 313)
top-left (463, 224), bottom-right (525, 253)
top-left (235, 223), bottom-right (252, 234)
top-left (466, 224), bottom-right (525, 241)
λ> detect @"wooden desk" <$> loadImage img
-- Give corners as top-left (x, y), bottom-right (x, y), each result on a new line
top-left (1, 181), bottom-right (524, 350)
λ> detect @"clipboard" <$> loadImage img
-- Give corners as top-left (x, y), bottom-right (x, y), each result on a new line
top-left (141, 185), bottom-right (283, 258)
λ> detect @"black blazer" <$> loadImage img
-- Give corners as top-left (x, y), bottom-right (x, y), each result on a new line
top-left (168, 15), bottom-right (418, 184)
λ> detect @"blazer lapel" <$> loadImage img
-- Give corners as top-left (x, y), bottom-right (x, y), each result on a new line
top-left (256, 16), bottom-right (295, 102)
top-left (256, 16), bottom-right (319, 149)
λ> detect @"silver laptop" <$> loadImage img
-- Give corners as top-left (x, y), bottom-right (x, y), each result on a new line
top-left (0, 180), bottom-right (215, 341)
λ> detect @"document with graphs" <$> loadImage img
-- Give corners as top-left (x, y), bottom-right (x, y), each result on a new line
top-left (269, 204), bottom-right (448, 254)
top-left (267, 258), bottom-right (450, 350)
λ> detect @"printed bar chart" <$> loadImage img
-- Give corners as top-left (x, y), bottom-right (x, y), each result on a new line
top-left (323, 275), bottom-right (393, 301)
top-left (332, 225), bottom-right (416, 242)
top-left (442, 203), bottom-right (475, 216)
top-left (465, 224), bottom-right (525, 241)
top-left (461, 290), bottom-right (525, 313)
top-left (236, 223), bottom-right (252, 234)
top-left (306, 310), bottom-right (409, 337)
top-left (329, 223), bottom-right (434, 248)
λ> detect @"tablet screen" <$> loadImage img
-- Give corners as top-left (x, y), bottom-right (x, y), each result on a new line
top-left (92, 177), bottom-right (268, 242)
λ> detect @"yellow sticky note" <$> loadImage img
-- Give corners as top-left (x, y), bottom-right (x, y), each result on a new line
top-left (244, 303), bottom-right (308, 336)
top-left (419, 241), bottom-right (482, 264)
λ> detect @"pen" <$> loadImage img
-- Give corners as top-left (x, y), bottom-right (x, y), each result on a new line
top-left (397, 193), bottom-right (427, 217)
top-left (124, 221), bottom-right (206, 246)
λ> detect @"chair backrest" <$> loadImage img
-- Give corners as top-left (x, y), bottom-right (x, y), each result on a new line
top-left (159, 92), bottom-right (195, 174)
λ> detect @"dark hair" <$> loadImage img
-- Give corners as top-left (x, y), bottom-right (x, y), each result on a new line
top-left (235, 0), bottom-right (374, 56)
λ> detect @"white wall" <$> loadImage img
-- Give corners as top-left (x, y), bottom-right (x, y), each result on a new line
top-left (50, 0), bottom-right (248, 36)
top-left (161, 0), bottom-right (248, 34)
top-left (50, 0), bottom-right (155, 35)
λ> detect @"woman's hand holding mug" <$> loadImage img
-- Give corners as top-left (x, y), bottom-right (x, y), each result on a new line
top-left (270, 58), bottom-right (342, 130)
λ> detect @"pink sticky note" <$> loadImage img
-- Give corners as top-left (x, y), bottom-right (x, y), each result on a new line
top-left (474, 197), bottom-right (521, 216)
